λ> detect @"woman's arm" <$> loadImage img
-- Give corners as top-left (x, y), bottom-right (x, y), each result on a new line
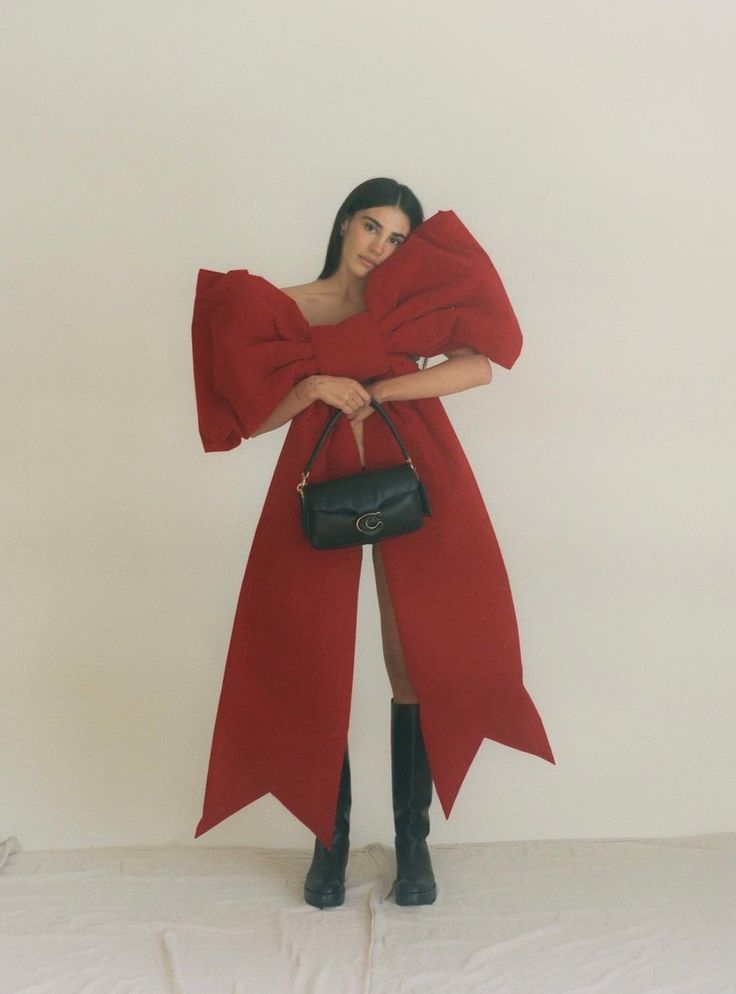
top-left (251, 348), bottom-right (491, 436)
top-left (250, 375), bottom-right (372, 436)
top-left (348, 348), bottom-right (492, 424)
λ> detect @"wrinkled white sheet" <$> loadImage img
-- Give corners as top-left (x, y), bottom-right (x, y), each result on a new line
top-left (0, 837), bottom-right (19, 873)
top-left (1, 834), bottom-right (735, 993)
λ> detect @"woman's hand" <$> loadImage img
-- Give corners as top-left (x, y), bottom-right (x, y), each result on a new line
top-left (347, 352), bottom-right (492, 427)
top-left (347, 381), bottom-right (385, 425)
top-left (251, 374), bottom-right (371, 436)
top-left (347, 404), bottom-right (375, 426)
top-left (311, 375), bottom-right (372, 416)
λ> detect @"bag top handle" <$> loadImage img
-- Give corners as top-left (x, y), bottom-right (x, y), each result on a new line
top-left (297, 399), bottom-right (418, 494)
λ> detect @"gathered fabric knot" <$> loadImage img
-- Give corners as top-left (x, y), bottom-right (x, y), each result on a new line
top-left (308, 311), bottom-right (392, 381)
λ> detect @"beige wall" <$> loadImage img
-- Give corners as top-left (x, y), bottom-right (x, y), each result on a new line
top-left (3, 0), bottom-right (735, 849)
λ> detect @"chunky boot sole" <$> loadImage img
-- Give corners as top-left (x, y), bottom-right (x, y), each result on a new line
top-left (395, 880), bottom-right (437, 906)
top-left (304, 880), bottom-right (346, 909)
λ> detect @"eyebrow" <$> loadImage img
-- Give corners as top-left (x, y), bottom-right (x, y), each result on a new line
top-left (361, 214), bottom-right (408, 240)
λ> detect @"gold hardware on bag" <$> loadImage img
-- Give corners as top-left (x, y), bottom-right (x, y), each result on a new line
top-left (356, 512), bottom-right (384, 534)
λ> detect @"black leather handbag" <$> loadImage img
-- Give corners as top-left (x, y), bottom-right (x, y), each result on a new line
top-left (297, 399), bottom-right (431, 550)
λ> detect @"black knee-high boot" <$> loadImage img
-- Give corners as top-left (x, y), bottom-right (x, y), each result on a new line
top-left (304, 748), bottom-right (351, 908)
top-left (391, 700), bottom-right (437, 905)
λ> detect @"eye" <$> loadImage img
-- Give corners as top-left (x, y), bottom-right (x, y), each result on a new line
top-left (363, 221), bottom-right (376, 232)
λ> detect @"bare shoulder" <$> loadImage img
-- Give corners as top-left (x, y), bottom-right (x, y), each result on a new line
top-left (279, 281), bottom-right (324, 325)
top-left (279, 280), bottom-right (323, 304)
top-left (278, 280), bottom-right (363, 326)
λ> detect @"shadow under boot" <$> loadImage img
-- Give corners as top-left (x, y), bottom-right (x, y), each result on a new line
top-left (390, 699), bottom-right (437, 906)
top-left (304, 748), bottom-right (351, 908)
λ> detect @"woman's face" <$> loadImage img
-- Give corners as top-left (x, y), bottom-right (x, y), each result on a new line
top-left (339, 205), bottom-right (412, 279)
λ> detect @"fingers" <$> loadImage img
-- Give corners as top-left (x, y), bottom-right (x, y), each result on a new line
top-left (336, 379), bottom-right (371, 415)
top-left (313, 376), bottom-right (373, 415)
top-left (342, 394), bottom-right (366, 414)
top-left (348, 406), bottom-right (375, 425)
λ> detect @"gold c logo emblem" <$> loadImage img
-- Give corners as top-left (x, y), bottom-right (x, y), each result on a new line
top-left (356, 512), bottom-right (384, 534)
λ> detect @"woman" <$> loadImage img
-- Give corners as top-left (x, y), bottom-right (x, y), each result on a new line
top-left (191, 177), bottom-right (554, 910)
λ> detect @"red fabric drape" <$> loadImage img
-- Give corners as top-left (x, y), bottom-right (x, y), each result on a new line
top-left (191, 210), bottom-right (554, 847)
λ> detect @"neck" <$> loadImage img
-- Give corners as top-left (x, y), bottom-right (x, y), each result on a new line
top-left (321, 263), bottom-right (367, 304)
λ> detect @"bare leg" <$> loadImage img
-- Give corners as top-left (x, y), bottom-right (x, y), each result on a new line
top-left (372, 543), bottom-right (418, 704)
top-left (351, 420), bottom-right (366, 467)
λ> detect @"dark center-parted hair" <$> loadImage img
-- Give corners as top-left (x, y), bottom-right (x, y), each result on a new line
top-left (317, 177), bottom-right (424, 280)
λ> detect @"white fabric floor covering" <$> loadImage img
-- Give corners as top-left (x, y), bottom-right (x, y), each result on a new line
top-left (1, 833), bottom-right (735, 994)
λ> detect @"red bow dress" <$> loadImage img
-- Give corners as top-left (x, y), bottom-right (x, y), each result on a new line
top-left (191, 210), bottom-right (554, 847)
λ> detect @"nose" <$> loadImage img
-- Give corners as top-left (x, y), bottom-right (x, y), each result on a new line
top-left (369, 234), bottom-right (389, 259)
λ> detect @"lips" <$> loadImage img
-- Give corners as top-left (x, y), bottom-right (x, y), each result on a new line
top-left (359, 256), bottom-right (376, 268)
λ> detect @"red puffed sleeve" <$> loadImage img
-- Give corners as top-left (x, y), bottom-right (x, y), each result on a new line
top-left (191, 269), bottom-right (313, 450)
top-left (366, 210), bottom-right (523, 369)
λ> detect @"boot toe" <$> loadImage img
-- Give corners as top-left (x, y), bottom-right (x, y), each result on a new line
top-left (394, 859), bottom-right (437, 906)
top-left (304, 880), bottom-right (346, 908)
top-left (395, 878), bottom-right (437, 906)
top-left (304, 841), bottom-right (349, 909)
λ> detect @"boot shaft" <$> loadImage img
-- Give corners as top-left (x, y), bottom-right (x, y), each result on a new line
top-left (331, 747), bottom-right (352, 847)
top-left (390, 700), bottom-right (438, 905)
top-left (390, 700), bottom-right (433, 841)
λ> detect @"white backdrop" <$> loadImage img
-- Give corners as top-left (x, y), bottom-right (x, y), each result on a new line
top-left (2, 0), bottom-right (734, 850)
